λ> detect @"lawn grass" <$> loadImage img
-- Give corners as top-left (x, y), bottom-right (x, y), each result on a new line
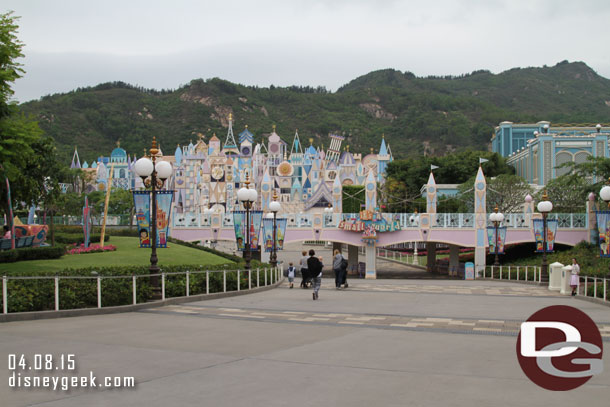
top-left (0, 236), bottom-right (232, 274)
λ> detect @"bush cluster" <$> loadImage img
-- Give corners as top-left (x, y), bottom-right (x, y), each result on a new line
top-left (54, 233), bottom-right (110, 245)
top-left (4, 262), bottom-right (276, 313)
top-left (167, 237), bottom-right (243, 263)
top-left (0, 246), bottom-right (66, 263)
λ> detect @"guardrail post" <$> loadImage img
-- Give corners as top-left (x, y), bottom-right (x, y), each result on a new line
top-left (2, 276), bottom-right (7, 314)
top-left (132, 274), bottom-right (137, 305)
top-left (508, 266), bottom-right (511, 280)
top-left (265, 268), bottom-right (268, 286)
top-left (594, 277), bottom-right (597, 298)
top-left (257, 268), bottom-right (260, 287)
top-left (55, 276), bottom-right (59, 311)
top-left (206, 271), bottom-right (209, 295)
top-left (499, 266), bottom-right (502, 280)
top-left (516, 266), bottom-right (520, 281)
top-left (525, 266), bottom-right (528, 281)
top-left (584, 276), bottom-right (588, 297)
top-left (604, 279), bottom-right (607, 302)
top-left (161, 272), bottom-right (166, 301)
top-left (223, 270), bottom-right (226, 293)
top-left (237, 270), bottom-right (241, 291)
top-left (97, 276), bottom-right (101, 309)
top-left (186, 271), bottom-right (190, 297)
top-left (249, 270), bottom-right (252, 290)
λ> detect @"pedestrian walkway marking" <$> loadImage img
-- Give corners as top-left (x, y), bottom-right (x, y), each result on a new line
top-left (143, 305), bottom-right (609, 341)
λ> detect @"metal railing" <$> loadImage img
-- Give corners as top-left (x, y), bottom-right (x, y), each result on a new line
top-left (1, 266), bottom-right (282, 315)
top-left (482, 265), bottom-right (543, 283)
top-left (578, 275), bottom-right (609, 303)
top-left (376, 247), bottom-right (425, 266)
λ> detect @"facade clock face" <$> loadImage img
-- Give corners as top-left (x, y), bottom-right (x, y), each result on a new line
top-left (269, 143), bottom-right (280, 154)
top-left (211, 166), bottom-right (224, 180)
top-left (241, 146), bottom-right (250, 156)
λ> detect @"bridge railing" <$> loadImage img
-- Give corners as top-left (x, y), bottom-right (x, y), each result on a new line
top-left (376, 247), bottom-right (425, 266)
top-left (171, 212), bottom-right (588, 229)
top-left (481, 265), bottom-right (543, 282)
top-left (1, 267), bottom-right (282, 315)
top-left (579, 276), bottom-right (609, 303)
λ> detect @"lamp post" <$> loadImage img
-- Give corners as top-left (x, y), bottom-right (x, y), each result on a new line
top-left (410, 209), bottom-right (419, 264)
top-left (134, 137), bottom-right (173, 299)
top-left (489, 205), bottom-right (504, 267)
top-left (237, 175), bottom-right (257, 271)
top-left (537, 191), bottom-right (553, 283)
top-left (269, 191), bottom-right (281, 268)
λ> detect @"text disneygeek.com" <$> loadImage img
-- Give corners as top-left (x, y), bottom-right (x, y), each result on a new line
top-left (8, 354), bottom-right (135, 391)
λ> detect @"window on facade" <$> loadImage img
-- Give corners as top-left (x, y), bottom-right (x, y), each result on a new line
top-left (555, 151), bottom-right (572, 177)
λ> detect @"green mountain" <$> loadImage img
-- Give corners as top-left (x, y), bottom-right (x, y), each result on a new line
top-left (20, 61), bottom-right (610, 163)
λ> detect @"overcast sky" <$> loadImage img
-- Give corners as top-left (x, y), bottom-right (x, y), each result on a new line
top-left (5, 0), bottom-right (610, 103)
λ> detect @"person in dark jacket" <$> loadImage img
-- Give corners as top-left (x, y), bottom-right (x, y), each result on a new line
top-left (307, 249), bottom-right (323, 300)
top-left (333, 249), bottom-right (345, 289)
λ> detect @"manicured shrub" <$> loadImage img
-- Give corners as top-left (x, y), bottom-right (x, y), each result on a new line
top-left (0, 246), bottom-right (66, 263)
top-left (54, 233), bottom-right (110, 245)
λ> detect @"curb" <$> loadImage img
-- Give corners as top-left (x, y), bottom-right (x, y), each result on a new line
top-left (0, 278), bottom-right (285, 323)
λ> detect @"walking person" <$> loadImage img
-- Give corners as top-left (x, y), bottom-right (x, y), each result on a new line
top-left (570, 258), bottom-right (580, 296)
top-left (299, 250), bottom-right (310, 288)
top-left (287, 262), bottom-right (296, 289)
top-left (307, 249), bottom-right (323, 300)
top-left (333, 249), bottom-right (345, 289)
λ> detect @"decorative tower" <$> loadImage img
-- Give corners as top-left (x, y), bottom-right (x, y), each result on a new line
top-left (332, 176), bottom-right (342, 213)
top-left (325, 133), bottom-right (345, 163)
top-left (71, 146), bottom-right (81, 169)
top-left (474, 165), bottom-right (487, 275)
top-left (364, 169), bottom-right (377, 279)
top-left (221, 114), bottom-right (240, 156)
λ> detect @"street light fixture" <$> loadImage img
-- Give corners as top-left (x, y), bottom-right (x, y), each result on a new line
top-left (134, 137), bottom-right (172, 299)
top-left (269, 191), bottom-right (281, 268)
top-left (537, 191), bottom-right (553, 283)
top-left (410, 209), bottom-right (419, 264)
top-left (489, 205), bottom-right (504, 267)
top-left (237, 175), bottom-right (257, 271)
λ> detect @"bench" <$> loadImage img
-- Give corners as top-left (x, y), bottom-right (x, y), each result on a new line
top-left (0, 236), bottom-right (35, 250)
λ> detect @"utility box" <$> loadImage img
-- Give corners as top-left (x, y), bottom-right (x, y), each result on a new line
top-left (549, 262), bottom-right (564, 291)
top-left (560, 265), bottom-right (573, 295)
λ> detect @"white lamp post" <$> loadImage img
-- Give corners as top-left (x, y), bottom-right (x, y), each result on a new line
top-left (269, 191), bottom-right (281, 268)
top-left (410, 209), bottom-right (419, 264)
top-left (237, 175), bottom-right (258, 271)
top-left (489, 206), bottom-right (504, 266)
top-left (536, 191), bottom-right (553, 282)
top-left (134, 138), bottom-right (172, 299)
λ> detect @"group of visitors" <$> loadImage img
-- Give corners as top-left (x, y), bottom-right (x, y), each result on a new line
top-left (285, 249), bottom-right (349, 300)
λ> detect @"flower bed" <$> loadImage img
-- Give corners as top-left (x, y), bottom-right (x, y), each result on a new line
top-left (67, 243), bottom-right (117, 255)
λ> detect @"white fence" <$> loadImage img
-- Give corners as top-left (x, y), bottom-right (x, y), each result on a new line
top-left (376, 247), bottom-right (425, 266)
top-left (482, 265), bottom-right (543, 282)
top-left (2, 267), bottom-right (282, 315)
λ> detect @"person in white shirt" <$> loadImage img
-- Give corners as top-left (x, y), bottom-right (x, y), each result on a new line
top-left (570, 258), bottom-right (580, 296)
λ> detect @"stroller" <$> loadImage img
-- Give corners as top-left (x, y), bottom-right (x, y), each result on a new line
top-left (300, 269), bottom-right (313, 288)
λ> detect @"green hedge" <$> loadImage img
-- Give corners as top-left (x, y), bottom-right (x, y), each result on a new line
top-left (0, 246), bottom-right (66, 264)
top-left (53, 225), bottom-right (138, 237)
top-left (55, 233), bottom-right (110, 245)
top-left (4, 262), bottom-right (276, 313)
top-left (168, 237), bottom-right (243, 263)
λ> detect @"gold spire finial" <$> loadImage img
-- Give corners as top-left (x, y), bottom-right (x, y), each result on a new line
top-left (272, 124), bottom-right (276, 132)
top-left (346, 145), bottom-right (350, 152)
top-left (370, 147), bottom-right (374, 154)
top-left (149, 137), bottom-right (159, 156)
top-left (229, 113), bottom-right (233, 121)
top-left (309, 138), bottom-right (313, 145)
top-left (117, 140), bottom-right (121, 148)
top-left (382, 133), bottom-right (385, 139)
top-left (542, 190), bottom-right (549, 201)
top-left (273, 190), bottom-right (278, 201)
top-left (494, 205), bottom-right (499, 213)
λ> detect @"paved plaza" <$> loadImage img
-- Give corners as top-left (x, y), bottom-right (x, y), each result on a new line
top-left (1, 278), bottom-right (609, 407)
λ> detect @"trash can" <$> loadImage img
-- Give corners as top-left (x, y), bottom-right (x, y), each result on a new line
top-left (549, 262), bottom-right (564, 291)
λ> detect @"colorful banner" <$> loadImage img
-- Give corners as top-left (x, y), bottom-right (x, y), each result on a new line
top-left (82, 197), bottom-right (91, 248)
top-left (232, 210), bottom-right (263, 251)
top-left (487, 226), bottom-right (507, 254)
top-left (155, 191), bottom-right (173, 248)
top-left (133, 191), bottom-right (151, 248)
top-left (596, 211), bottom-right (610, 257)
top-left (533, 218), bottom-right (557, 252)
top-left (262, 218), bottom-right (287, 252)
top-left (4, 175), bottom-right (15, 249)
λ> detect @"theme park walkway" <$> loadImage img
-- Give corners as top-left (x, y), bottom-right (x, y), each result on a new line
top-left (1, 279), bottom-right (608, 407)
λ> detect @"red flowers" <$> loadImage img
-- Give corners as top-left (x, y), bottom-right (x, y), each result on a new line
top-left (66, 243), bottom-right (117, 255)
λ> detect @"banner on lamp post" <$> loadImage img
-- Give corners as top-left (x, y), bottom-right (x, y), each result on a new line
top-left (232, 210), bottom-right (263, 251)
top-left (486, 226), bottom-right (506, 255)
top-left (133, 191), bottom-right (151, 248)
top-left (155, 191), bottom-right (173, 248)
top-left (596, 211), bottom-right (610, 257)
top-left (533, 218), bottom-right (557, 253)
top-left (262, 218), bottom-right (287, 252)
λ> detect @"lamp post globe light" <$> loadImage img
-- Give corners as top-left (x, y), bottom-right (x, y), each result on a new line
top-left (489, 206), bottom-right (504, 267)
top-left (537, 191), bottom-right (553, 283)
top-left (134, 137), bottom-right (172, 299)
top-left (600, 180), bottom-right (610, 207)
top-left (324, 204), bottom-right (333, 226)
top-left (269, 191), bottom-right (281, 268)
top-left (237, 175), bottom-right (257, 271)
top-left (410, 209), bottom-right (419, 264)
